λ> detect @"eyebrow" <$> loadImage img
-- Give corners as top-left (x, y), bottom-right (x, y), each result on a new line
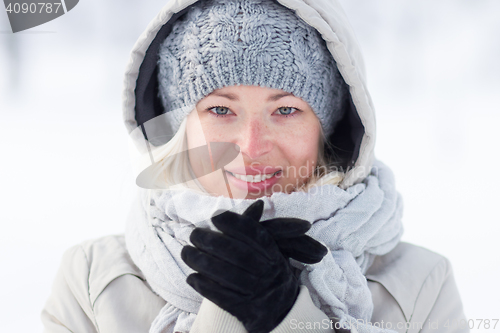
top-left (211, 91), bottom-right (293, 102)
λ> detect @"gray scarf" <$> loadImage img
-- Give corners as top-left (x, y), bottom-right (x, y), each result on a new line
top-left (125, 159), bottom-right (404, 333)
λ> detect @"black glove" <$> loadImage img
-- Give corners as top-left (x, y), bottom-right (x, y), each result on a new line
top-left (181, 200), bottom-right (328, 333)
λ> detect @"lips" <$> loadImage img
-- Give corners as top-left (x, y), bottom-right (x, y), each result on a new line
top-left (225, 165), bottom-right (282, 176)
top-left (227, 170), bottom-right (281, 183)
top-left (226, 169), bottom-right (282, 193)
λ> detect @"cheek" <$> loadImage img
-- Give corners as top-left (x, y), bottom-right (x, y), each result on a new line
top-left (279, 125), bottom-right (319, 171)
top-left (186, 112), bottom-right (203, 149)
top-left (187, 112), bottom-right (234, 148)
top-left (186, 112), bottom-right (223, 148)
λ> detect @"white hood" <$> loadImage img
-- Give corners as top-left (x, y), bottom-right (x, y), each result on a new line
top-left (122, 0), bottom-right (376, 189)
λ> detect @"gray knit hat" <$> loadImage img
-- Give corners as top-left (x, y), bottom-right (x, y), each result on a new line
top-left (157, 0), bottom-right (347, 137)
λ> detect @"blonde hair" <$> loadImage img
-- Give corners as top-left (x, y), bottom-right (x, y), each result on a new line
top-left (143, 114), bottom-right (344, 198)
top-left (299, 124), bottom-right (345, 191)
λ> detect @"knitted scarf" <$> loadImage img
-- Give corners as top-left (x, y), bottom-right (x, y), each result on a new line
top-left (125, 159), bottom-right (404, 333)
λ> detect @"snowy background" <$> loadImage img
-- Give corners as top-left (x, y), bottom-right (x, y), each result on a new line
top-left (1, 0), bottom-right (499, 331)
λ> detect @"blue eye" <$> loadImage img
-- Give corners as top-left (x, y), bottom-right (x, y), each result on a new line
top-left (277, 107), bottom-right (298, 116)
top-left (209, 106), bottom-right (232, 116)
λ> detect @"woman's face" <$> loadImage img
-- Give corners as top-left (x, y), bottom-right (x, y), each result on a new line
top-left (186, 85), bottom-right (321, 199)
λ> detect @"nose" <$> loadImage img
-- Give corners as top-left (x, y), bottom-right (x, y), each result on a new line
top-left (237, 117), bottom-right (273, 160)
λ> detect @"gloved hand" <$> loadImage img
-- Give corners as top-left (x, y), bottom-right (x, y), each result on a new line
top-left (181, 200), bottom-right (328, 333)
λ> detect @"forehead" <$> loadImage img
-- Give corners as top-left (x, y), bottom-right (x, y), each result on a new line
top-left (204, 85), bottom-right (305, 103)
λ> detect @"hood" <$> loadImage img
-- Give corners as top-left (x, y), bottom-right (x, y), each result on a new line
top-left (122, 0), bottom-right (376, 190)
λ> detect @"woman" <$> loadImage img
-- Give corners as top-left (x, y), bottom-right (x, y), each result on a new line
top-left (42, 0), bottom-right (468, 332)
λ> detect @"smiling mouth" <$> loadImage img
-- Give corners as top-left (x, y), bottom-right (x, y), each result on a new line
top-left (227, 170), bottom-right (281, 183)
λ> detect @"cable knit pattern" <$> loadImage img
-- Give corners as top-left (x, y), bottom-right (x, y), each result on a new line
top-left (125, 159), bottom-right (403, 333)
top-left (157, 0), bottom-right (348, 137)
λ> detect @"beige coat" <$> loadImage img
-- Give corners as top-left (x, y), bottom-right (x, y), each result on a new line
top-left (41, 235), bottom-right (468, 332)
